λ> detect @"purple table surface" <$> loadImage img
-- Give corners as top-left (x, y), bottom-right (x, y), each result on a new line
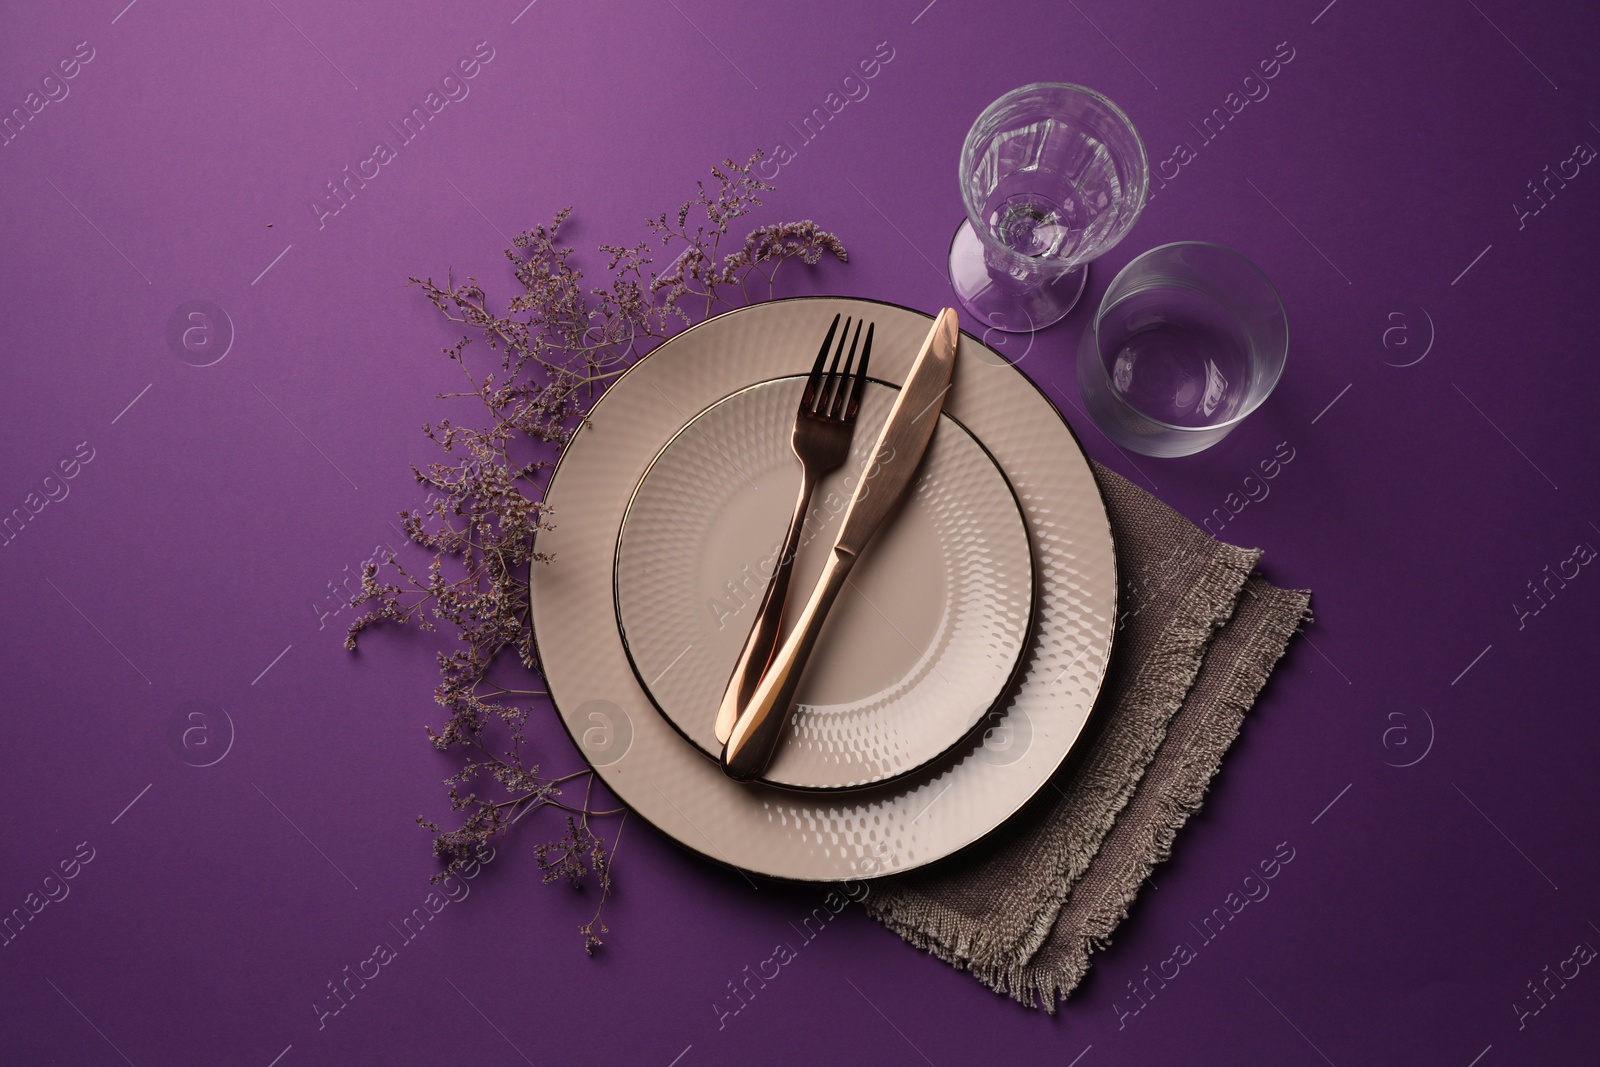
top-left (4, 1), bottom-right (1598, 1064)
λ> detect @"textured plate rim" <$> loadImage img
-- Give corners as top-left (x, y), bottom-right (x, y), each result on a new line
top-left (528, 294), bottom-right (1119, 882)
top-left (611, 373), bottom-right (1039, 792)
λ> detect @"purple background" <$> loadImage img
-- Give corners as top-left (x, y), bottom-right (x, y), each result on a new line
top-left (3, 1), bottom-right (1598, 1064)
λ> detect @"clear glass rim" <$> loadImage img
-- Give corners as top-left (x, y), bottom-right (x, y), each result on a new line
top-left (958, 81), bottom-right (1151, 264)
top-left (1090, 240), bottom-right (1290, 435)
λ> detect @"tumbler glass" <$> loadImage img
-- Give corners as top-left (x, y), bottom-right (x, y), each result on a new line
top-left (1076, 242), bottom-right (1288, 457)
top-left (951, 82), bottom-right (1149, 332)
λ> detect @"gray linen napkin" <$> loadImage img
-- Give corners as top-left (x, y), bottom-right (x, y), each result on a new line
top-left (866, 464), bottom-right (1311, 1010)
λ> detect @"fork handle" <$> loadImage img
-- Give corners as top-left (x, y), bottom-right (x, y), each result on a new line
top-left (721, 546), bottom-right (857, 782)
top-left (713, 473), bottom-right (817, 745)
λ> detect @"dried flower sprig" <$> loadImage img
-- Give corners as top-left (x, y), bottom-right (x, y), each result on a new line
top-left (346, 153), bottom-right (846, 952)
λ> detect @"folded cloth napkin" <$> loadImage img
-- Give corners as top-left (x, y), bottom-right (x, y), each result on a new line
top-left (865, 464), bottom-right (1312, 1010)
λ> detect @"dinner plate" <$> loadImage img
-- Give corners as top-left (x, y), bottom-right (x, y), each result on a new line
top-left (614, 376), bottom-right (1035, 790)
top-left (530, 297), bottom-right (1116, 881)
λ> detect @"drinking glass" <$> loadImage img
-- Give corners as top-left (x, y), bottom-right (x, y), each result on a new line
top-left (1076, 242), bottom-right (1288, 457)
top-left (951, 82), bottom-right (1149, 333)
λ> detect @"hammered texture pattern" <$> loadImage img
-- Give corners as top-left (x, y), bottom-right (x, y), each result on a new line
top-left (615, 377), bottom-right (1034, 789)
top-left (529, 298), bottom-right (1117, 881)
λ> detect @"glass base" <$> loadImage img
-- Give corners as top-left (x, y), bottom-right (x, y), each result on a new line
top-left (1074, 322), bottom-right (1236, 457)
top-left (948, 219), bottom-right (1087, 333)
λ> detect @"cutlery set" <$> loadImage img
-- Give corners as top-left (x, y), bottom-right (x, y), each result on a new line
top-left (718, 309), bottom-right (958, 783)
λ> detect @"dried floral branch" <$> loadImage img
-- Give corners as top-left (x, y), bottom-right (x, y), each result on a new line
top-left (346, 152), bottom-right (846, 953)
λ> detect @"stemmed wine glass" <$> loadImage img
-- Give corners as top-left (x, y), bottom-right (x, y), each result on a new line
top-left (950, 82), bottom-right (1150, 332)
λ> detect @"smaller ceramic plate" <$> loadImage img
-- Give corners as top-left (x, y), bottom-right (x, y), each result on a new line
top-left (613, 376), bottom-right (1035, 790)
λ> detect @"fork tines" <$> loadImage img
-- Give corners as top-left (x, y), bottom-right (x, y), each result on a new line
top-left (804, 314), bottom-right (872, 422)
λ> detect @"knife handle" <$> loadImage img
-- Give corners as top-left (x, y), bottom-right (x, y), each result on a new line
top-left (721, 547), bottom-right (857, 782)
top-left (713, 471), bottom-right (817, 745)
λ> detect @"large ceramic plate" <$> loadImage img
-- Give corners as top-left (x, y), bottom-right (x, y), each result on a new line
top-left (614, 376), bottom-right (1035, 790)
top-left (530, 297), bottom-right (1116, 881)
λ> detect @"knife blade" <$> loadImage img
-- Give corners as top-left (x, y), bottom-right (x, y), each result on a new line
top-left (830, 309), bottom-right (958, 559)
